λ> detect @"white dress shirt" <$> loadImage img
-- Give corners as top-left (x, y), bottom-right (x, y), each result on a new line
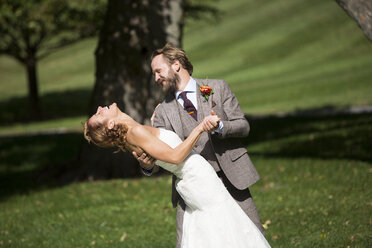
top-left (175, 77), bottom-right (223, 133)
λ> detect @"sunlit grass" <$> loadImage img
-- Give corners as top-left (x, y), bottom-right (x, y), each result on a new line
top-left (184, 0), bottom-right (372, 114)
top-left (0, 0), bottom-right (371, 247)
top-left (0, 116), bottom-right (84, 136)
top-left (0, 177), bottom-right (176, 247)
top-left (0, 38), bottom-right (96, 101)
top-left (0, 113), bottom-right (371, 247)
top-left (2, 158), bottom-right (369, 247)
top-left (0, 0), bottom-right (371, 132)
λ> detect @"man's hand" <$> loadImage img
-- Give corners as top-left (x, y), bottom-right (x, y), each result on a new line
top-left (201, 110), bottom-right (221, 133)
top-left (132, 151), bottom-right (156, 169)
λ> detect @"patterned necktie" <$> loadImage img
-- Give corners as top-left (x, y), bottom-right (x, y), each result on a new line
top-left (179, 91), bottom-right (197, 120)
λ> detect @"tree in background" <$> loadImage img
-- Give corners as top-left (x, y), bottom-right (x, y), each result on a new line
top-left (77, 0), bottom-right (183, 180)
top-left (77, 0), bottom-right (220, 180)
top-left (335, 0), bottom-right (372, 42)
top-left (0, 0), bottom-right (106, 119)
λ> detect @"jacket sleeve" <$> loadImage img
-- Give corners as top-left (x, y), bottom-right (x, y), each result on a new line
top-left (218, 80), bottom-right (250, 139)
top-left (153, 104), bottom-right (166, 129)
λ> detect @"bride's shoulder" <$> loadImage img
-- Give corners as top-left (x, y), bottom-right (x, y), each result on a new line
top-left (127, 125), bottom-right (158, 140)
top-left (126, 125), bottom-right (145, 139)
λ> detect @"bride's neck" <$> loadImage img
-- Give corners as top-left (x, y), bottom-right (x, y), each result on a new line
top-left (118, 113), bottom-right (140, 130)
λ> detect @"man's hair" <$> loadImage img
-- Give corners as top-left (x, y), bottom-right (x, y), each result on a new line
top-left (152, 43), bottom-right (193, 76)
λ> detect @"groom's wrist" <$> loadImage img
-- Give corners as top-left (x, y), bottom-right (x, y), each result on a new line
top-left (139, 163), bottom-right (154, 176)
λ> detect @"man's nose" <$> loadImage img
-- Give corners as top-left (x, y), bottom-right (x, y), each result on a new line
top-left (155, 73), bottom-right (160, 82)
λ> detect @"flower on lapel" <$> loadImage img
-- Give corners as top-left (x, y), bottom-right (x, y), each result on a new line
top-left (200, 85), bottom-right (213, 101)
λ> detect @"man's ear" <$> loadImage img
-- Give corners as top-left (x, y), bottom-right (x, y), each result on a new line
top-left (107, 119), bottom-right (115, 130)
top-left (171, 59), bottom-right (181, 72)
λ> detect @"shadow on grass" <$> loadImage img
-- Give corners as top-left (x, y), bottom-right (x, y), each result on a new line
top-left (244, 113), bottom-right (372, 163)
top-left (0, 89), bottom-right (92, 125)
top-left (0, 110), bottom-right (371, 201)
top-left (0, 133), bottom-right (83, 201)
top-left (0, 132), bottom-right (159, 202)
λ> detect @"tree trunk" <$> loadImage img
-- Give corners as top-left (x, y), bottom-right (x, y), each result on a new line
top-left (25, 56), bottom-right (42, 119)
top-left (335, 0), bottom-right (372, 42)
top-left (76, 0), bottom-right (184, 180)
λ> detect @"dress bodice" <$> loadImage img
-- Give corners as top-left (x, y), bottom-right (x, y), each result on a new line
top-left (155, 128), bottom-right (195, 177)
top-left (157, 128), bottom-right (183, 148)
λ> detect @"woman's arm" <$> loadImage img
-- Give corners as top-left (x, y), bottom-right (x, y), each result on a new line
top-left (126, 123), bottom-right (204, 165)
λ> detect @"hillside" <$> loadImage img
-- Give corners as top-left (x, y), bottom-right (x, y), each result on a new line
top-left (0, 0), bottom-right (371, 130)
top-left (184, 0), bottom-right (372, 114)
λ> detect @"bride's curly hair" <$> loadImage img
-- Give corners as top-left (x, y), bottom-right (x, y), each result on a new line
top-left (83, 120), bottom-right (141, 154)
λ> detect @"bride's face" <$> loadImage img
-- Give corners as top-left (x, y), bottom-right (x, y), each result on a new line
top-left (89, 102), bottom-right (120, 127)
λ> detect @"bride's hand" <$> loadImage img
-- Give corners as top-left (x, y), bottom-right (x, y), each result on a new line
top-left (199, 113), bottom-right (221, 133)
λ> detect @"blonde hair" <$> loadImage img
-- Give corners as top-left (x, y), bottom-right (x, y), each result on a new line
top-left (152, 43), bottom-right (193, 76)
top-left (83, 119), bottom-right (143, 155)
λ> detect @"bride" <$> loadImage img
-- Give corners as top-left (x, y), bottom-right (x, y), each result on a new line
top-left (84, 102), bottom-right (271, 248)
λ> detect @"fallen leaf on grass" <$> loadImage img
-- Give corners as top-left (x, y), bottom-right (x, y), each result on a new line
top-left (262, 220), bottom-right (271, 230)
top-left (264, 182), bottom-right (275, 189)
top-left (120, 232), bottom-right (127, 242)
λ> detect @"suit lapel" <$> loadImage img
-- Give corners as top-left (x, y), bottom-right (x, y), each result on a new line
top-left (196, 79), bottom-right (211, 120)
top-left (163, 96), bottom-right (184, 135)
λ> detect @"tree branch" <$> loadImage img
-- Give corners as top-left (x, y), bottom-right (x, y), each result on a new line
top-left (335, 0), bottom-right (372, 42)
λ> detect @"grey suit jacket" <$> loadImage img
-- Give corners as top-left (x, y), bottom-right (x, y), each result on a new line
top-left (153, 78), bottom-right (260, 207)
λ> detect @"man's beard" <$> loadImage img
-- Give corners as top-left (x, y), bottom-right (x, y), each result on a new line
top-left (158, 70), bottom-right (180, 95)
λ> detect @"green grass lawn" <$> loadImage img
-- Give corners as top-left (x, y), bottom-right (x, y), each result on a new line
top-left (1, 158), bottom-right (369, 247)
top-left (0, 0), bottom-right (371, 247)
top-left (184, 0), bottom-right (372, 114)
top-left (0, 0), bottom-right (372, 131)
top-left (0, 113), bottom-right (371, 247)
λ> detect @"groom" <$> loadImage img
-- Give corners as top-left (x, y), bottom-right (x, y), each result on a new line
top-left (134, 44), bottom-right (264, 246)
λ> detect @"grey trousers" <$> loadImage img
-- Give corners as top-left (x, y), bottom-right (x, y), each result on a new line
top-left (175, 170), bottom-right (265, 248)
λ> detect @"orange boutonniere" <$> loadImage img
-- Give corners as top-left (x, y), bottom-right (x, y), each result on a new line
top-left (200, 85), bottom-right (214, 101)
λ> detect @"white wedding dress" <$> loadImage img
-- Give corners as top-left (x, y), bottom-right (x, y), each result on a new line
top-left (155, 129), bottom-right (271, 248)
